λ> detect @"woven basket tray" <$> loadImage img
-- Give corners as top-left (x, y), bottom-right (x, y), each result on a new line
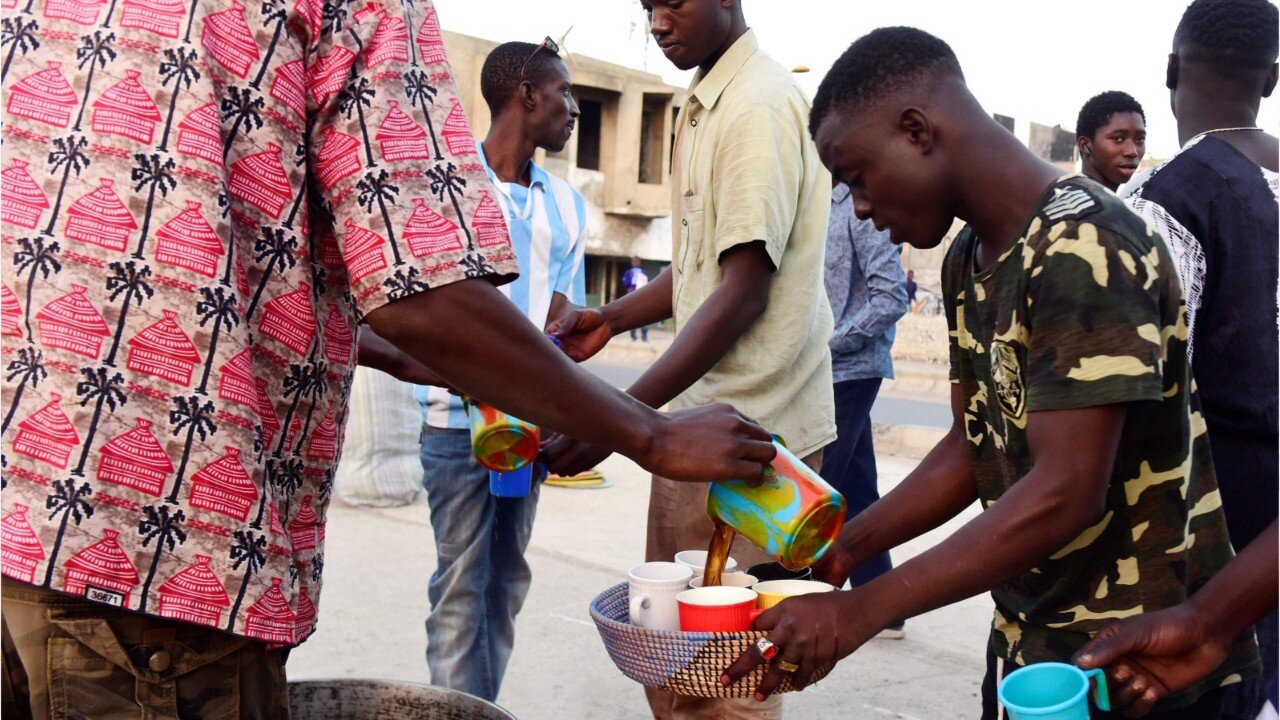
top-left (589, 583), bottom-right (832, 698)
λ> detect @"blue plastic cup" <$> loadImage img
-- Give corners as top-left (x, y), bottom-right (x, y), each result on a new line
top-left (489, 463), bottom-right (534, 498)
top-left (998, 662), bottom-right (1111, 719)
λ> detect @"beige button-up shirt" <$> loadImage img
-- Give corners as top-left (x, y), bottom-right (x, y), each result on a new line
top-left (669, 30), bottom-right (835, 457)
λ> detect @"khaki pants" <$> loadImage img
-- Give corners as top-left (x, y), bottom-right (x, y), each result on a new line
top-left (643, 450), bottom-right (823, 720)
top-left (1, 579), bottom-right (289, 720)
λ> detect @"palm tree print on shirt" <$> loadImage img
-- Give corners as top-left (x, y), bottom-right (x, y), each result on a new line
top-left (243, 226), bottom-right (298, 322)
top-left (226, 528), bottom-right (266, 631)
top-left (13, 236), bottom-right (61, 339)
top-left (131, 153), bottom-right (179, 260)
top-left (221, 85), bottom-right (265, 161)
top-left (2, 347), bottom-right (47, 435)
top-left (44, 136), bottom-right (91, 237)
top-left (403, 69), bottom-right (443, 160)
top-left (102, 260), bottom-right (154, 367)
top-left (194, 286), bottom-right (240, 395)
top-left (70, 366), bottom-right (127, 477)
top-left (339, 76), bottom-right (377, 168)
top-left (1, 17), bottom-right (40, 83)
top-left (43, 478), bottom-right (94, 586)
top-left (165, 394), bottom-right (217, 504)
top-left (357, 170), bottom-right (404, 266)
top-left (72, 31), bottom-right (117, 132)
top-left (157, 47), bottom-right (201, 153)
top-left (137, 504), bottom-right (186, 612)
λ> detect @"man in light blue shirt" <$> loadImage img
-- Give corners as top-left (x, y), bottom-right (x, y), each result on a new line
top-left (821, 183), bottom-right (907, 628)
top-left (414, 40), bottom-right (586, 700)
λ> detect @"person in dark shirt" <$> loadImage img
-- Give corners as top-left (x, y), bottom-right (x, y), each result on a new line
top-left (1076, 91), bottom-right (1148, 192)
top-left (1106, 0), bottom-right (1279, 717)
top-left (905, 269), bottom-right (919, 310)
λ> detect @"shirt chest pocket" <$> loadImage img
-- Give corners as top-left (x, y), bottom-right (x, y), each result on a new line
top-left (677, 193), bottom-right (706, 274)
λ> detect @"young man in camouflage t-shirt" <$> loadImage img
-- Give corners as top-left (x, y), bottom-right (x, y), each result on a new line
top-left (721, 27), bottom-right (1258, 719)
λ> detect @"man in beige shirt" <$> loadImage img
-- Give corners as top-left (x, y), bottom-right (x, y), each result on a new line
top-left (545, 1), bottom-right (834, 717)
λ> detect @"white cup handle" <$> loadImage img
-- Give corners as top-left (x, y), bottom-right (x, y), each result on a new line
top-left (630, 593), bottom-right (651, 622)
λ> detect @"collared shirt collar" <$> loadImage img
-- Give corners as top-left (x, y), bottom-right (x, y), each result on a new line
top-left (831, 183), bottom-right (851, 205)
top-left (476, 140), bottom-right (547, 190)
top-left (688, 29), bottom-right (759, 111)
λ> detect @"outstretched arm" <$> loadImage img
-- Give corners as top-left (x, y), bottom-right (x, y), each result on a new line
top-left (726, 403), bottom-right (1125, 699)
top-left (365, 278), bottom-right (776, 484)
top-left (1074, 521), bottom-right (1277, 717)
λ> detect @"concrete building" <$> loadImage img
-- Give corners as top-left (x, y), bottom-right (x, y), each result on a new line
top-left (443, 31), bottom-right (684, 306)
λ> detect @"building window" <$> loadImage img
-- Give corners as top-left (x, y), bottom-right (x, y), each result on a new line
top-left (638, 94), bottom-right (669, 185)
top-left (576, 99), bottom-right (603, 171)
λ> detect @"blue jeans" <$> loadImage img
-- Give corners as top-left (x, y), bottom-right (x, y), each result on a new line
top-left (420, 427), bottom-right (540, 701)
top-left (820, 378), bottom-right (893, 588)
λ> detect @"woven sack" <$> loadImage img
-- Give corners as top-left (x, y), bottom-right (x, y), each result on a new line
top-left (333, 367), bottom-right (422, 507)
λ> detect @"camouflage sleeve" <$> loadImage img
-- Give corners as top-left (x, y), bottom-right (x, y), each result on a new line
top-left (1024, 220), bottom-right (1166, 411)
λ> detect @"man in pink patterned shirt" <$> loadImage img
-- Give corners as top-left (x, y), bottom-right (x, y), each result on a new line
top-left (0, 0), bottom-right (776, 715)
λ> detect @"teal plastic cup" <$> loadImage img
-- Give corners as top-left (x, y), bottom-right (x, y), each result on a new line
top-left (998, 662), bottom-right (1111, 719)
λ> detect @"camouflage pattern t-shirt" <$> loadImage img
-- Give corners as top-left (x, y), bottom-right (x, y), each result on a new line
top-left (943, 176), bottom-right (1258, 703)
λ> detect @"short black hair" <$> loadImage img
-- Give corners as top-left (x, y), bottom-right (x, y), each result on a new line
top-left (1075, 91), bottom-right (1146, 139)
top-left (810, 27), bottom-right (964, 139)
top-left (1176, 0), bottom-right (1279, 71)
top-left (480, 41), bottom-right (563, 116)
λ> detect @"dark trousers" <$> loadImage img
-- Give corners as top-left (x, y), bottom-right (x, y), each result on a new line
top-left (819, 378), bottom-right (892, 587)
top-left (981, 648), bottom-right (1227, 720)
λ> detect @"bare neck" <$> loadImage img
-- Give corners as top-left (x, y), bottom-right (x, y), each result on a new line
top-left (482, 115), bottom-right (538, 187)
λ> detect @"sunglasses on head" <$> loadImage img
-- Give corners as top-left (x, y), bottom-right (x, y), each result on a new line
top-left (519, 36), bottom-right (560, 80)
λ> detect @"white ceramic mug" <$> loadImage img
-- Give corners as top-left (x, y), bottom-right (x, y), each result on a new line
top-left (674, 550), bottom-right (738, 576)
top-left (689, 572), bottom-right (758, 589)
top-left (628, 562), bottom-right (694, 631)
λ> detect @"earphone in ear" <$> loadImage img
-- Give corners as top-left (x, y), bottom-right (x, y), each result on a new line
top-left (1083, 145), bottom-right (1094, 158)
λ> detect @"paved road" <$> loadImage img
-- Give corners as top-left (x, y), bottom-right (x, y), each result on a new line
top-left (583, 359), bottom-right (951, 429)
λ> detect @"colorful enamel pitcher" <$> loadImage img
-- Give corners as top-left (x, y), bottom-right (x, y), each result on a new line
top-left (706, 436), bottom-right (847, 570)
top-left (463, 399), bottom-right (540, 473)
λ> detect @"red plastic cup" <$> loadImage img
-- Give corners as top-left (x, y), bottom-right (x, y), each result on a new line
top-left (676, 586), bottom-right (763, 632)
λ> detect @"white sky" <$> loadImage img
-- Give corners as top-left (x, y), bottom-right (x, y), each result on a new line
top-left (434, 0), bottom-right (1279, 159)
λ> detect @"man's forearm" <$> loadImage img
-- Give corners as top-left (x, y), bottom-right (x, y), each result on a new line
top-left (837, 426), bottom-right (978, 568)
top-left (624, 270), bottom-right (767, 409)
top-left (1192, 521), bottom-right (1278, 641)
top-left (599, 268), bottom-right (674, 334)
top-left (366, 279), bottom-right (659, 458)
top-left (851, 460), bottom-right (1109, 631)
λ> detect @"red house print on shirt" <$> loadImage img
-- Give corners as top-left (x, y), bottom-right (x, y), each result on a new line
top-left (322, 305), bottom-right (353, 366)
top-left (376, 101), bottom-right (432, 163)
top-left (403, 198), bottom-right (462, 257)
top-left (157, 554), bottom-right (230, 627)
top-left (12, 394), bottom-right (80, 469)
top-left (267, 500), bottom-right (286, 538)
top-left (2, 159), bottom-right (51, 229)
top-left (2, 504), bottom-right (47, 584)
top-left (270, 59), bottom-right (306, 122)
top-left (255, 377), bottom-right (281, 448)
top-left (35, 284), bottom-right (111, 359)
top-left (354, 3), bottom-right (408, 68)
top-left (287, 495), bottom-right (319, 553)
top-left (96, 417), bottom-right (175, 496)
top-left (259, 284), bottom-right (315, 357)
top-left (416, 6), bottom-right (447, 65)
top-left (294, 0), bottom-right (321, 43)
top-left (441, 97), bottom-right (477, 157)
top-left (64, 530), bottom-right (141, 606)
top-left (341, 219), bottom-right (388, 282)
top-left (120, 0), bottom-right (186, 38)
top-left (177, 100), bottom-right (224, 167)
top-left (228, 144), bottom-right (292, 219)
top-left (64, 178), bottom-right (138, 252)
top-left (126, 309), bottom-right (202, 387)
top-left (308, 47), bottom-right (356, 107)
top-left (217, 349), bottom-right (257, 408)
top-left (155, 200), bottom-right (225, 278)
top-left (201, 1), bottom-right (260, 78)
top-left (316, 128), bottom-right (362, 191)
top-left (91, 70), bottom-right (163, 144)
top-left (43, 0), bottom-right (106, 26)
top-left (245, 577), bottom-right (296, 644)
top-left (189, 447), bottom-right (258, 522)
top-left (472, 190), bottom-right (508, 248)
top-left (7, 62), bottom-right (78, 128)
top-left (306, 406), bottom-right (337, 461)
top-left (295, 590), bottom-right (317, 641)
top-left (2, 284), bottom-right (23, 338)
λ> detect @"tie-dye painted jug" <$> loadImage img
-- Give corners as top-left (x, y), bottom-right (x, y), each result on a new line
top-left (464, 399), bottom-right (540, 473)
top-left (706, 436), bottom-right (847, 570)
